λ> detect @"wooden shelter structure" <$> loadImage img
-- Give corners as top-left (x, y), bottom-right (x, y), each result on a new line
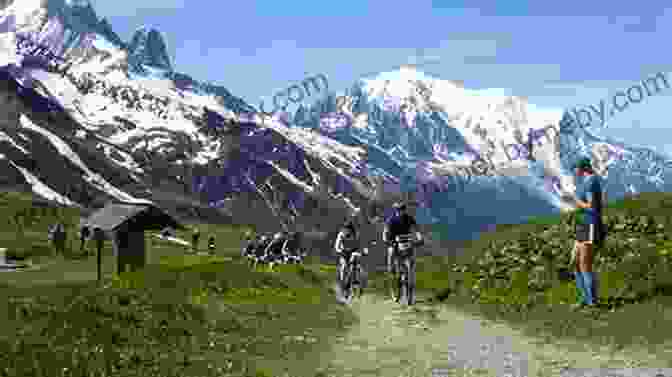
top-left (84, 201), bottom-right (183, 275)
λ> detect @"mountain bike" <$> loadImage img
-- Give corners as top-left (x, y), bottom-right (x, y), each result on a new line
top-left (395, 234), bottom-right (420, 306)
top-left (341, 247), bottom-right (369, 301)
top-left (282, 249), bottom-right (308, 264)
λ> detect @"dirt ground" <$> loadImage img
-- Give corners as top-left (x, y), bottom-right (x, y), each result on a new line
top-left (315, 292), bottom-right (667, 377)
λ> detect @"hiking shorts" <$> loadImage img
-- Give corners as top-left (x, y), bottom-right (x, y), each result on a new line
top-left (575, 223), bottom-right (601, 243)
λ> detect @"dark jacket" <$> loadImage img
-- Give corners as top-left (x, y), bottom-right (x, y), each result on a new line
top-left (383, 213), bottom-right (417, 241)
top-left (265, 237), bottom-right (286, 257)
top-left (255, 238), bottom-right (270, 257)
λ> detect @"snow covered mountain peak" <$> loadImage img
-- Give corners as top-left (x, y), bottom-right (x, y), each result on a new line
top-left (2, 1), bottom-right (672, 241)
top-left (127, 25), bottom-right (172, 74)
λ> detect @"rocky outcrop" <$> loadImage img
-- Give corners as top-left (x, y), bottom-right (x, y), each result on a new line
top-left (127, 26), bottom-right (172, 73)
top-left (96, 18), bottom-right (125, 49)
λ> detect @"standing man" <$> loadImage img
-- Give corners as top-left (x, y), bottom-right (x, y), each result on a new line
top-left (563, 157), bottom-right (603, 310)
top-left (191, 227), bottom-right (201, 253)
top-left (93, 227), bottom-right (105, 282)
top-left (52, 222), bottom-right (67, 255)
top-left (207, 235), bottom-right (216, 255)
top-left (79, 225), bottom-right (91, 255)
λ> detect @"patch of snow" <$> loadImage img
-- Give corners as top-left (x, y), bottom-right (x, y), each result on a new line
top-left (19, 114), bottom-right (152, 204)
top-left (266, 161), bottom-right (315, 193)
top-left (97, 143), bottom-right (143, 174)
top-left (0, 131), bottom-right (28, 154)
top-left (91, 35), bottom-right (119, 53)
top-left (154, 234), bottom-right (189, 246)
top-left (259, 120), bottom-right (366, 172)
top-left (9, 160), bottom-right (76, 206)
top-left (0, 16), bottom-right (20, 67)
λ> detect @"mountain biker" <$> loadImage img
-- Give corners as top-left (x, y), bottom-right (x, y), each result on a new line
top-left (242, 233), bottom-right (257, 259)
top-left (282, 231), bottom-right (304, 263)
top-left (265, 232), bottom-right (287, 268)
top-left (253, 235), bottom-right (271, 266)
top-left (383, 202), bottom-right (423, 303)
top-left (334, 220), bottom-right (360, 289)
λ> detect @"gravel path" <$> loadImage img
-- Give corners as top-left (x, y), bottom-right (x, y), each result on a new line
top-left (316, 292), bottom-right (664, 377)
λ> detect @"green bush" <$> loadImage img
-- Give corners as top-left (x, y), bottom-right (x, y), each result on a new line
top-left (432, 193), bottom-right (672, 312)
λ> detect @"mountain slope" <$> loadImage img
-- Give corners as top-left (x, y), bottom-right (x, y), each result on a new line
top-left (290, 67), bottom-right (672, 238)
top-left (0, 1), bottom-right (397, 243)
top-left (1, 0), bottom-right (671, 244)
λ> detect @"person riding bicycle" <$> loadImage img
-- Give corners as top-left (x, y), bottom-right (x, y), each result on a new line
top-left (242, 232), bottom-right (257, 258)
top-left (383, 202), bottom-right (423, 303)
top-left (253, 235), bottom-right (271, 265)
top-left (265, 232), bottom-right (287, 267)
top-left (282, 231), bottom-right (304, 263)
top-left (334, 220), bottom-right (361, 289)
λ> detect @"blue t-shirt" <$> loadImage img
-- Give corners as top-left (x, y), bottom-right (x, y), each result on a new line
top-left (576, 175), bottom-right (603, 225)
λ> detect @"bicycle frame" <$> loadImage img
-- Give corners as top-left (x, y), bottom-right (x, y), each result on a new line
top-left (340, 247), bottom-right (368, 301)
top-left (394, 235), bottom-right (417, 305)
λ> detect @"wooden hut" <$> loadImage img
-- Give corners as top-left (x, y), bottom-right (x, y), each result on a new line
top-left (84, 201), bottom-right (183, 274)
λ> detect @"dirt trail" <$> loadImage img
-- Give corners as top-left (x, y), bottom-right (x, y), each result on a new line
top-left (317, 292), bottom-right (663, 377)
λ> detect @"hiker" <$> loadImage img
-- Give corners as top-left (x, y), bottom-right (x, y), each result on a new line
top-left (208, 235), bottom-right (216, 254)
top-left (79, 225), bottom-right (91, 255)
top-left (93, 227), bottom-right (105, 280)
top-left (242, 233), bottom-right (257, 258)
top-left (191, 227), bottom-right (201, 252)
top-left (564, 157), bottom-right (604, 310)
top-left (49, 222), bottom-right (67, 255)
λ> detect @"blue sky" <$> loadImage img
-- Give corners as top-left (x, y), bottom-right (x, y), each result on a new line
top-left (89, 0), bottom-right (672, 156)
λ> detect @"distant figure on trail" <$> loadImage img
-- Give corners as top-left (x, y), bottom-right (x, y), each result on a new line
top-left (93, 227), bottom-right (105, 279)
top-left (79, 225), bottom-right (91, 255)
top-left (49, 222), bottom-right (67, 255)
top-left (208, 235), bottom-right (216, 254)
top-left (265, 232), bottom-right (287, 269)
top-left (252, 235), bottom-right (271, 268)
top-left (242, 233), bottom-right (257, 258)
top-left (191, 227), bottom-right (201, 252)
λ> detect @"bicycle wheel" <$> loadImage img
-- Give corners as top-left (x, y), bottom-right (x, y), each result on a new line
top-left (341, 265), bottom-right (353, 300)
top-left (406, 256), bottom-right (415, 305)
top-left (398, 260), bottom-right (407, 305)
top-left (352, 263), bottom-right (361, 298)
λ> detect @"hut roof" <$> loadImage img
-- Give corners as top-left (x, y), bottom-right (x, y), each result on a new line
top-left (84, 202), bottom-right (183, 232)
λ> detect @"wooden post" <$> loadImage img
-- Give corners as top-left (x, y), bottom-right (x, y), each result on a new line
top-left (97, 239), bottom-right (102, 283)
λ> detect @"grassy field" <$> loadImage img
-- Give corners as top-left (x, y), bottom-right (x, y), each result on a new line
top-left (3, 190), bottom-right (672, 375)
top-left (0, 192), bottom-right (356, 377)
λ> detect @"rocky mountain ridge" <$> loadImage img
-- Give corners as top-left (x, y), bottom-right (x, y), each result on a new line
top-left (0, 0), bottom-right (670, 245)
